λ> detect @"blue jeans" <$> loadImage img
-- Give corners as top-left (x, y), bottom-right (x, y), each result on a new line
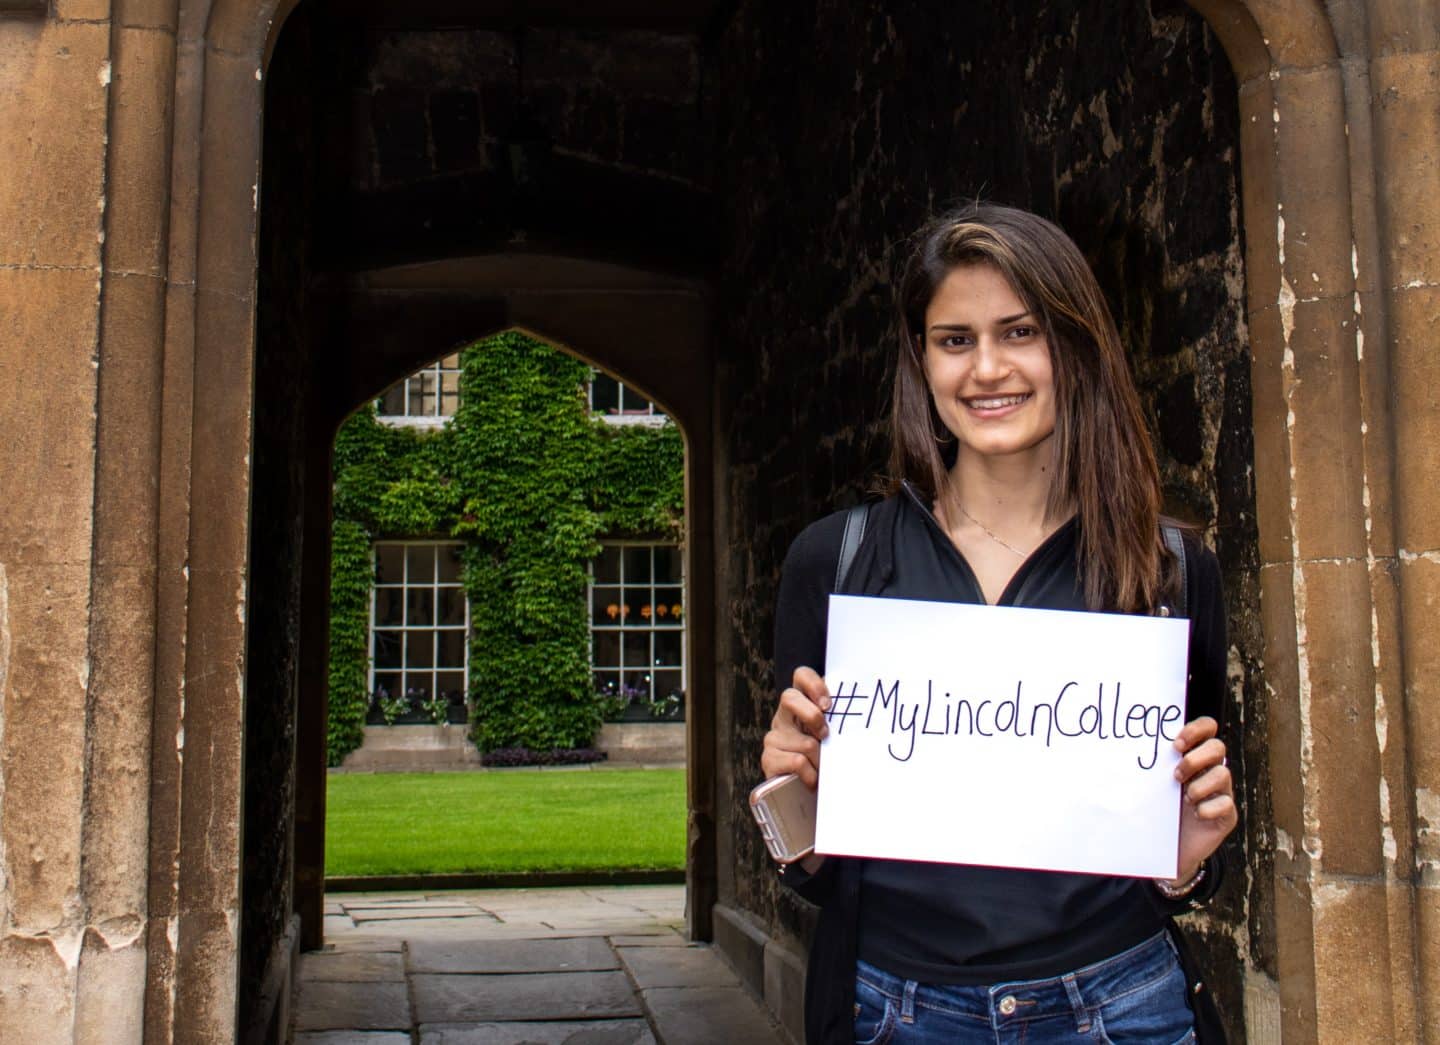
top-left (853, 931), bottom-right (1196, 1044)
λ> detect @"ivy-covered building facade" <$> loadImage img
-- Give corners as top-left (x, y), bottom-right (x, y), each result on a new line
top-left (326, 330), bottom-right (686, 767)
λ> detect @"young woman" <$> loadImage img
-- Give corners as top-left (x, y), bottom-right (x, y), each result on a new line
top-left (760, 203), bottom-right (1238, 1044)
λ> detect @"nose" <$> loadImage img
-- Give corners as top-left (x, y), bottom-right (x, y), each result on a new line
top-left (972, 337), bottom-right (1010, 382)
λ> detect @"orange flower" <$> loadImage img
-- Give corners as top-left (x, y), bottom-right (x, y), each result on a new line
top-left (655, 604), bottom-right (669, 618)
top-left (606, 604), bottom-right (619, 620)
top-left (640, 605), bottom-right (652, 620)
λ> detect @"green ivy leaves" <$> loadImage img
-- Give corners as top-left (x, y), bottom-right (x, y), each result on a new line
top-left (325, 330), bottom-right (685, 765)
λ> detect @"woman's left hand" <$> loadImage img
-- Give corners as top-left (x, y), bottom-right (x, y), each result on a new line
top-left (1166, 715), bottom-right (1237, 890)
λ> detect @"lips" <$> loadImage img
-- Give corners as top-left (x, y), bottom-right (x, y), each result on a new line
top-left (962, 393), bottom-right (1031, 410)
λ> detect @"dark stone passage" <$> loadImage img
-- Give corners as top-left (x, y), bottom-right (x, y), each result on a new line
top-left (244, 2), bottom-right (1262, 1039)
top-left (707, 2), bottom-right (1262, 1036)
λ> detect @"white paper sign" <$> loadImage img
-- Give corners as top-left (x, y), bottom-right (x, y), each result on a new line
top-left (815, 594), bottom-right (1191, 879)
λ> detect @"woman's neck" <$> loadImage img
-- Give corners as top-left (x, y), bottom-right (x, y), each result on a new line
top-left (942, 442), bottom-right (1062, 536)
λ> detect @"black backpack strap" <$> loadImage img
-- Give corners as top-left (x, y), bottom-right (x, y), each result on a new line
top-left (1161, 524), bottom-right (1187, 618)
top-left (835, 503), bottom-right (870, 592)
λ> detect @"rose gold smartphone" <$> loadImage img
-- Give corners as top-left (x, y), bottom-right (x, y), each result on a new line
top-left (748, 773), bottom-right (817, 864)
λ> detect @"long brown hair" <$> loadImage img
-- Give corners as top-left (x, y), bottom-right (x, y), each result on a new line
top-left (888, 202), bottom-right (1171, 613)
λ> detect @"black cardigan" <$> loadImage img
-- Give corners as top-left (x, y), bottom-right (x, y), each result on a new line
top-left (773, 492), bottom-right (1229, 1044)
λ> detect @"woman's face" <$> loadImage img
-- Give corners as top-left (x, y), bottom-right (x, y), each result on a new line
top-left (921, 262), bottom-right (1057, 465)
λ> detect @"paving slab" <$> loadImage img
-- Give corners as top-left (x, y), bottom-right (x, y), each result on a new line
top-left (325, 915), bottom-right (356, 934)
top-left (352, 922), bottom-right (533, 943)
top-left (326, 936), bottom-right (406, 954)
top-left (409, 936), bottom-right (620, 974)
top-left (351, 907), bottom-right (484, 922)
top-left (641, 986), bottom-right (785, 1045)
top-left (296, 1033), bottom-right (412, 1045)
top-left (418, 1021), bottom-right (657, 1044)
top-left (412, 971), bottom-right (641, 1023)
top-left (617, 945), bottom-right (732, 990)
top-left (294, 981), bottom-right (411, 1031)
top-left (343, 898), bottom-right (483, 911)
top-left (609, 933), bottom-right (686, 947)
top-left (299, 951), bottom-right (406, 982)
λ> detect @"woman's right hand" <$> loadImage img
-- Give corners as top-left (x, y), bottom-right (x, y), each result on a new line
top-left (761, 666), bottom-right (832, 789)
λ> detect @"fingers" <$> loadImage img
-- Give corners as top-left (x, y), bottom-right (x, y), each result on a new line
top-left (791, 666), bottom-right (832, 711)
top-left (1173, 715), bottom-right (1218, 753)
top-left (1174, 724), bottom-right (1234, 822)
top-left (1183, 764), bottom-right (1236, 821)
top-left (1174, 737), bottom-right (1226, 784)
top-left (760, 740), bottom-right (819, 789)
top-left (772, 668), bottom-right (832, 741)
top-left (759, 666), bottom-right (832, 789)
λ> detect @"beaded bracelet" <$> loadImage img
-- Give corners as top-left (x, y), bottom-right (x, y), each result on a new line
top-left (1153, 861), bottom-right (1207, 900)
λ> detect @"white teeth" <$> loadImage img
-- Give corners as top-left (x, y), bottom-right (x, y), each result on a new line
top-left (965, 394), bottom-right (1028, 409)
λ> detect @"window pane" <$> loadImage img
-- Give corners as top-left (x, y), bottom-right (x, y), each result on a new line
top-left (654, 630), bottom-right (682, 667)
top-left (406, 545), bottom-right (435, 582)
top-left (592, 586), bottom-right (622, 624)
top-left (592, 373), bottom-right (619, 413)
top-left (379, 383), bottom-right (406, 416)
top-left (373, 672), bottom-right (401, 701)
top-left (436, 629), bottom-right (465, 668)
top-left (438, 587), bottom-right (466, 626)
top-left (592, 630), bottom-right (620, 668)
top-left (653, 670), bottom-right (683, 700)
top-left (655, 587), bottom-right (683, 623)
top-left (593, 670), bottom-right (620, 697)
top-left (653, 546), bottom-right (681, 584)
top-left (403, 672), bottom-right (431, 701)
top-left (622, 632), bottom-right (650, 668)
top-left (441, 353), bottom-right (461, 369)
top-left (406, 378), bottom-right (425, 415)
top-left (374, 588), bottom-right (403, 627)
top-left (622, 546), bottom-right (651, 584)
top-left (406, 588), bottom-right (434, 626)
top-left (593, 545), bottom-right (621, 584)
top-left (622, 669), bottom-right (652, 699)
top-left (437, 544), bottom-right (463, 583)
top-left (437, 671), bottom-right (466, 702)
top-left (375, 545), bottom-right (404, 585)
top-left (440, 370), bottom-right (460, 417)
top-left (406, 631), bottom-right (434, 668)
top-left (374, 631), bottom-right (402, 669)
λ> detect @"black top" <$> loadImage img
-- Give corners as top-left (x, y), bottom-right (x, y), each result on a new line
top-left (773, 484), bottom-right (1227, 989)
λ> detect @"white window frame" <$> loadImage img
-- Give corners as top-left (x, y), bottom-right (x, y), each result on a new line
top-left (375, 354), bottom-right (463, 428)
top-left (588, 370), bottom-right (669, 427)
top-left (588, 541), bottom-right (685, 712)
top-left (368, 540), bottom-right (470, 714)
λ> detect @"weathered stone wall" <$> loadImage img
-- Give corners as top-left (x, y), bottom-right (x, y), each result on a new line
top-left (0, 6), bottom-right (152, 1039)
top-left (708, 1), bottom-right (1263, 1036)
top-left (240, 6), bottom-right (329, 1038)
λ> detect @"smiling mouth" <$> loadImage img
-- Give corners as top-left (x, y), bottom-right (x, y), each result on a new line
top-left (962, 393), bottom-right (1031, 410)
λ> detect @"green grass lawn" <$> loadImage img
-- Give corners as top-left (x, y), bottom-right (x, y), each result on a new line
top-left (325, 768), bottom-right (686, 877)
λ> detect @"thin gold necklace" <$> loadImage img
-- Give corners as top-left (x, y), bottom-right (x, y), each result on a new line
top-left (954, 501), bottom-right (1031, 558)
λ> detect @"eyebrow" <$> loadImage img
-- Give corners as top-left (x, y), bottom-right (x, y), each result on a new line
top-left (928, 312), bottom-right (1034, 333)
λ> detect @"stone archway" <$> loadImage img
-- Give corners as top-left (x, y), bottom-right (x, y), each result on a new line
top-left (1182, 1), bottom-right (1433, 1038)
top-left (3, 0), bottom-right (1435, 1040)
top-left (281, 253), bottom-right (721, 956)
top-left (153, 0), bottom-right (1440, 1037)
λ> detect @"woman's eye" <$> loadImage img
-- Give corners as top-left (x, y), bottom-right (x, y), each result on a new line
top-left (1006, 326), bottom-right (1037, 340)
top-left (940, 335), bottom-right (973, 349)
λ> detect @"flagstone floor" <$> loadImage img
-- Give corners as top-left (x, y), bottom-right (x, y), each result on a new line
top-left (293, 884), bottom-right (788, 1044)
